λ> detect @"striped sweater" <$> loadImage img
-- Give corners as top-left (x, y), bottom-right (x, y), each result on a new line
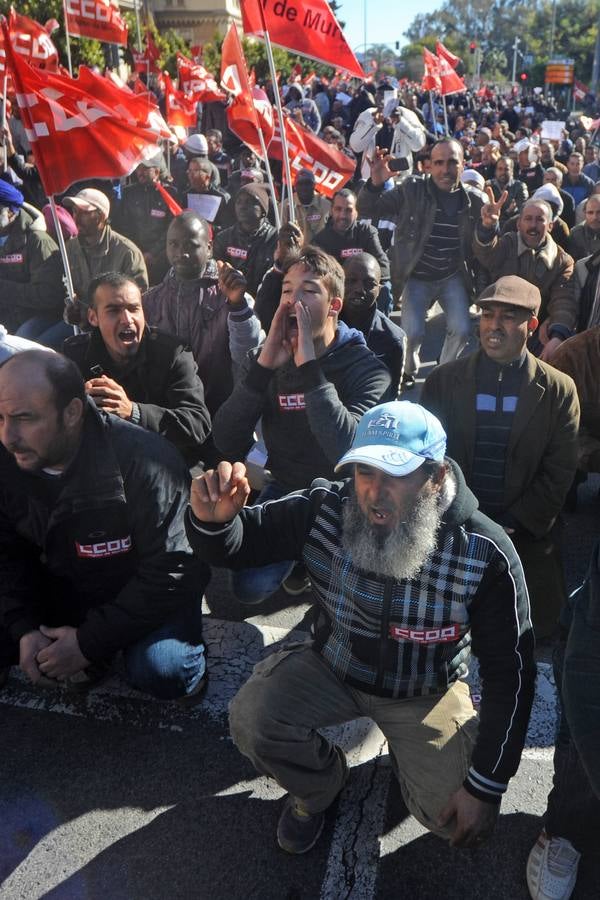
top-left (186, 461), bottom-right (536, 803)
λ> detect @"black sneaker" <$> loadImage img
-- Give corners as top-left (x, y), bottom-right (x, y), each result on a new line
top-left (277, 797), bottom-right (325, 854)
top-left (282, 564), bottom-right (311, 596)
top-left (401, 373), bottom-right (416, 391)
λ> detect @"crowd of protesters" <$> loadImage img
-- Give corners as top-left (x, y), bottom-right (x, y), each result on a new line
top-left (1, 67), bottom-right (600, 900)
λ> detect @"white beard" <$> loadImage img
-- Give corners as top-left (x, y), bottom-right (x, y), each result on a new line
top-left (341, 486), bottom-right (444, 581)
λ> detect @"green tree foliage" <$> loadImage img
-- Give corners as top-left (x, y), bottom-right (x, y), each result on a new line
top-left (402, 0), bottom-right (600, 85)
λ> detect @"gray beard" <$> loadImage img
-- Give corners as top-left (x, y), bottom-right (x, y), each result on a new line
top-left (341, 487), bottom-right (444, 581)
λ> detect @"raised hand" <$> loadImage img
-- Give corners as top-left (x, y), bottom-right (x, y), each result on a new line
top-left (480, 186), bottom-right (508, 229)
top-left (218, 260), bottom-right (248, 310)
top-left (190, 461), bottom-right (251, 523)
top-left (370, 148), bottom-right (394, 187)
top-left (257, 298), bottom-right (294, 370)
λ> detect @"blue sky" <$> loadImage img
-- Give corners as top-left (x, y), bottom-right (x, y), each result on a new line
top-left (338, 0), bottom-right (442, 52)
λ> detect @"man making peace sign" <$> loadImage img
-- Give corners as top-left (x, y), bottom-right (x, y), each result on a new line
top-left (474, 188), bottom-right (577, 362)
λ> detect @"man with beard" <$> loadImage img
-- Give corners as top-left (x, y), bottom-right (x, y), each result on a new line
top-left (186, 401), bottom-right (535, 855)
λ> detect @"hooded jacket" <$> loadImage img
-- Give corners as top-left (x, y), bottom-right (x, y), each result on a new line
top-left (313, 218), bottom-right (391, 281)
top-left (186, 461), bottom-right (536, 805)
top-left (212, 322), bottom-right (391, 491)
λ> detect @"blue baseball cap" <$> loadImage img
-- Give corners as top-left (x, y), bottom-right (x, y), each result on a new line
top-left (335, 402), bottom-right (447, 477)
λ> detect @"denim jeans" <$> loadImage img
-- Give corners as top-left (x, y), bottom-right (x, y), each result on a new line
top-left (231, 481), bottom-right (295, 605)
top-left (401, 272), bottom-right (471, 375)
top-left (544, 642), bottom-right (600, 852)
top-left (123, 599), bottom-right (206, 700)
top-left (1, 600), bottom-right (206, 702)
top-left (15, 317), bottom-right (75, 350)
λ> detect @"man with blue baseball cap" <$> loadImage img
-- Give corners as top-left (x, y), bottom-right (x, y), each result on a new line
top-left (186, 401), bottom-right (535, 855)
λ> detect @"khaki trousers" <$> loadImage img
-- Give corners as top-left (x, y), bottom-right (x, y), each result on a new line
top-left (229, 642), bottom-right (478, 839)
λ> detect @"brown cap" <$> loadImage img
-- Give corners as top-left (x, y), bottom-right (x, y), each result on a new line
top-left (477, 276), bottom-right (541, 316)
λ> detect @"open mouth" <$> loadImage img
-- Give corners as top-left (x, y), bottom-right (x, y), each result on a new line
top-left (118, 328), bottom-right (137, 344)
top-left (370, 506), bottom-right (392, 524)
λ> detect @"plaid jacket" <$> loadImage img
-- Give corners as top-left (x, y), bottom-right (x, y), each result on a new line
top-left (186, 462), bottom-right (536, 803)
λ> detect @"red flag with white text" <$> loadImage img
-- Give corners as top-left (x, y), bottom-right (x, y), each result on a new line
top-left (176, 52), bottom-right (225, 102)
top-left (270, 111), bottom-right (354, 199)
top-left (221, 24), bottom-right (273, 156)
top-left (65, 0), bottom-right (128, 47)
top-left (435, 41), bottom-right (461, 69)
top-left (437, 52), bottom-right (466, 95)
top-left (0, 10), bottom-right (59, 74)
top-left (2, 22), bottom-right (164, 197)
top-left (422, 48), bottom-right (441, 92)
top-left (241, 0), bottom-right (365, 80)
top-left (163, 72), bottom-right (197, 127)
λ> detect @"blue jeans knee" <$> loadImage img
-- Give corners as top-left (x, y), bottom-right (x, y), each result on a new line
top-left (123, 600), bottom-right (206, 700)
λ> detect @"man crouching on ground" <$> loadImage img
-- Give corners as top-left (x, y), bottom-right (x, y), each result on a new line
top-left (185, 401), bottom-right (535, 853)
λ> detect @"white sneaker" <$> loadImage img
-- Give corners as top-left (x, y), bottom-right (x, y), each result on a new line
top-left (526, 829), bottom-right (581, 900)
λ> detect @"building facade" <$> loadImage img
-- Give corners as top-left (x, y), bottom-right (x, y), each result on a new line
top-left (148, 0), bottom-right (242, 48)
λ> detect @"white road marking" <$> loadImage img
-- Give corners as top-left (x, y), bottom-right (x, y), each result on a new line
top-left (1, 620), bottom-right (558, 900)
top-left (0, 806), bottom-right (174, 899)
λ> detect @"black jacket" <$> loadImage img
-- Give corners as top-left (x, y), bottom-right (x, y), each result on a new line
top-left (213, 219), bottom-right (277, 297)
top-left (0, 403), bottom-right (207, 663)
top-left (341, 306), bottom-right (405, 400)
top-left (212, 323), bottom-right (391, 492)
top-left (186, 461), bottom-right (535, 804)
top-left (313, 219), bottom-right (391, 281)
top-left (0, 208), bottom-right (64, 330)
top-left (63, 327), bottom-right (211, 467)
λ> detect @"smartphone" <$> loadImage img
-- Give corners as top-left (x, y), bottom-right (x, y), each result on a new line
top-left (388, 157), bottom-right (410, 172)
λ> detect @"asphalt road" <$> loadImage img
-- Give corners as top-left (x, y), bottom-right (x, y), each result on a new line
top-left (1, 310), bottom-right (599, 900)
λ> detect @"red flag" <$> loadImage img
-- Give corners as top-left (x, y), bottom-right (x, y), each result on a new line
top-left (163, 72), bottom-right (197, 128)
top-left (77, 67), bottom-right (171, 138)
top-left (221, 24), bottom-right (273, 156)
top-left (242, 0), bottom-right (365, 80)
top-left (435, 41), bottom-right (461, 69)
top-left (65, 0), bottom-right (128, 47)
top-left (131, 32), bottom-right (161, 74)
top-left (270, 111), bottom-right (355, 199)
top-left (574, 79), bottom-right (590, 101)
top-left (155, 182), bottom-right (182, 217)
top-left (422, 48), bottom-right (441, 92)
top-left (3, 22), bottom-right (165, 198)
top-left (0, 10), bottom-right (59, 73)
top-left (176, 52), bottom-right (225, 102)
top-left (437, 52), bottom-right (466, 95)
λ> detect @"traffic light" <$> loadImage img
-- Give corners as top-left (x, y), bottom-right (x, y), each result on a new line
top-left (469, 42), bottom-right (477, 54)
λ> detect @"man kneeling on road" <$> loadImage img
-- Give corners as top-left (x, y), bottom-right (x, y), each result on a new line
top-left (0, 350), bottom-right (208, 700)
top-left (186, 402), bottom-right (536, 853)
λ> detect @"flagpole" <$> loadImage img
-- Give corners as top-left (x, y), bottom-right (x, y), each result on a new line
top-left (442, 93), bottom-right (449, 136)
top-left (428, 90), bottom-right (435, 130)
top-left (255, 7), bottom-right (296, 223)
top-left (258, 126), bottom-right (280, 229)
top-left (61, 0), bottom-right (73, 77)
top-left (134, 0), bottom-right (143, 53)
top-left (2, 74), bottom-right (7, 170)
top-left (48, 194), bottom-right (81, 334)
